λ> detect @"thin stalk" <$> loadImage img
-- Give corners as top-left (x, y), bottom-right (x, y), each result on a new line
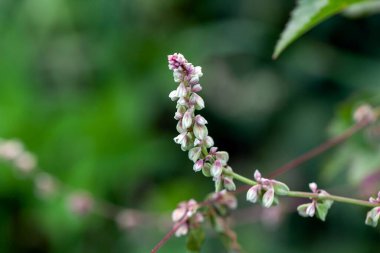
top-left (226, 170), bottom-right (379, 208)
top-left (286, 191), bottom-right (379, 208)
top-left (269, 120), bottom-right (370, 178)
top-left (224, 170), bottom-right (257, 186)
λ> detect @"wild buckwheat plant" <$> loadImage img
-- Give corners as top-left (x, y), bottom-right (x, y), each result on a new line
top-left (151, 53), bottom-right (380, 253)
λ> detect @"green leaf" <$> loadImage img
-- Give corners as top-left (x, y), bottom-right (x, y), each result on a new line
top-left (343, 1), bottom-right (380, 17)
top-left (273, 0), bottom-right (378, 58)
top-left (186, 227), bottom-right (205, 253)
top-left (315, 201), bottom-right (333, 221)
top-left (272, 180), bottom-right (290, 195)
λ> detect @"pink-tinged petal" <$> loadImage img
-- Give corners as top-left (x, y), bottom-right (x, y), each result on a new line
top-left (254, 170), bottom-right (261, 181)
top-left (190, 93), bottom-right (205, 110)
top-left (172, 207), bottom-right (186, 222)
top-left (175, 224), bottom-right (188, 237)
top-left (193, 159), bottom-right (204, 172)
top-left (174, 132), bottom-right (186, 145)
top-left (176, 82), bottom-right (187, 97)
top-left (188, 147), bottom-right (202, 163)
top-left (194, 115), bottom-right (208, 125)
top-left (209, 147), bottom-right (218, 154)
top-left (192, 84), bottom-right (202, 92)
top-left (223, 177), bottom-right (236, 191)
top-left (309, 182), bottom-right (318, 193)
top-left (216, 151), bottom-right (229, 165)
top-left (169, 90), bottom-right (178, 101)
top-left (262, 187), bottom-right (275, 208)
top-left (306, 202), bottom-right (316, 217)
top-left (211, 160), bottom-right (223, 178)
top-left (204, 136), bottom-right (214, 148)
top-left (193, 124), bottom-right (208, 140)
top-left (246, 185), bottom-right (260, 203)
top-left (182, 110), bottom-right (193, 129)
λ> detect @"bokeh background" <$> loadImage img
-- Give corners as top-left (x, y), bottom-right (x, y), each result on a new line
top-left (0, 0), bottom-right (380, 252)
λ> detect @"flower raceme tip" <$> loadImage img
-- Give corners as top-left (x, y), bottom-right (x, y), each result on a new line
top-left (168, 53), bottom-right (236, 192)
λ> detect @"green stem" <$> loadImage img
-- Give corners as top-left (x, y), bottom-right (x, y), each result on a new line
top-left (286, 191), bottom-right (379, 208)
top-left (224, 170), bottom-right (257, 186)
top-left (224, 170), bottom-right (379, 208)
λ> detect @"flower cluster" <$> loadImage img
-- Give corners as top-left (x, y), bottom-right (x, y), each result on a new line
top-left (209, 190), bottom-right (238, 217)
top-left (168, 53), bottom-right (236, 191)
top-left (365, 191), bottom-right (380, 227)
top-left (67, 191), bottom-right (94, 216)
top-left (297, 183), bottom-right (333, 221)
top-left (246, 170), bottom-right (289, 208)
top-left (353, 104), bottom-right (377, 124)
top-left (171, 199), bottom-right (204, 237)
top-left (0, 139), bottom-right (37, 173)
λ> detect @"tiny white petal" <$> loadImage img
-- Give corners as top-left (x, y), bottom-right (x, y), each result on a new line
top-left (309, 182), bottom-right (318, 193)
top-left (254, 170), bottom-right (261, 181)
top-left (246, 185), bottom-right (260, 203)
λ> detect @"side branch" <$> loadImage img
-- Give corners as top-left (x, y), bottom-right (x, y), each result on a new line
top-left (269, 120), bottom-right (369, 178)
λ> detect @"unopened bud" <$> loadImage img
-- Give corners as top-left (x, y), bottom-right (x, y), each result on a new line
top-left (193, 159), bottom-right (204, 172)
top-left (354, 104), bottom-right (376, 123)
top-left (189, 93), bottom-right (205, 110)
top-left (193, 124), bottom-right (208, 140)
top-left (182, 110), bottom-right (193, 129)
top-left (67, 192), bottom-right (93, 216)
top-left (211, 159), bottom-right (223, 178)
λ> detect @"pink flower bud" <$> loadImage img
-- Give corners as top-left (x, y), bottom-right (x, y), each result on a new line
top-left (174, 132), bottom-right (187, 145)
top-left (209, 147), bottom-right (218, 155)
top-left (194, 115), bottom-right (208, 125)
top-left (168, 53), bottom-right (186, 70)
top-left (262, 187), bottom-right (275, 208)
top-left (67, 192), bottom-right (93, 216)
top-left (223, 176), bottom-right (236, 191)
top-left (177, 97), bottom-right (187, 106)
top-left (216, 151), bottom-right (229, 165)
top-left (176, 82), bottom-right (187, 97)
top-left (254, 170), bottom-right (262, 181)
top-left (0, 139), bottom-right (24, 160)
top-left (174, 112), bottom-right (182, 120)
top-left (176, 120), bottom-right (186, 133)
top-left (172, 207), bottom-right (186, 223)
top-left (182, 110), bottom-right (193, 129)
top-left (175, 224), bottom-right (189, 237)
top-left (204, 136), bottom-right (214, 148)
top-left (309, 182), bottom-right (318, 193)
top-left (192, 84), bottom-right (202, 92)
top-left (306, 202), bottom-right (316, 217)
top-left (211, 159), bottom-right (223, 178)
top-left (169, 89), bottom-right (178, 101)
top-left (246, 185), bottom-right (260, 203)
top-left (14, 152), bottom-right (36, 173)
top-left (193, 123), bottom-right (208, 140)
top-left (190, 93), bottom-right (205, 110)
top-left (193, 159), bottom-right (204, 172)
top-left (188, 147), bottom-right (202, 163)
top-left (353, 104), bottom-right (376, 123)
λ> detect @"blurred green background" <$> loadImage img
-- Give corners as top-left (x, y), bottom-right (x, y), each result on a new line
top-left (0, 0), bottom-right (380, 252)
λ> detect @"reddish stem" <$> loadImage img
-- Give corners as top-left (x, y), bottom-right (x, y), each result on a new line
top-left (151, 216), bottom-right (188, 253)
top-left (268, 121), bottom-right (368, 178)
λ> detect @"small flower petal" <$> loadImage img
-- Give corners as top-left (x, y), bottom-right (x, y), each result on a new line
top-left (262, 187), bottom-right (275, 208)
top-left (246, 185), bottom-right (260, 203)
top-left (211, 159), bottom-right (223, 178)
top-left (193, 159), bottom-right (204, 172)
